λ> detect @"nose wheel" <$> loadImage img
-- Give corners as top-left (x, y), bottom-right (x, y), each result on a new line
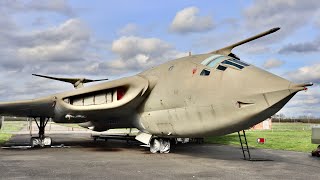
top-left (31, 117), bottom-right (52, 147)
top-left (150, 138), bottom-right (171, 153)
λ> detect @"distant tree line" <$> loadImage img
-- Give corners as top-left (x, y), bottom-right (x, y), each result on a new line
top-left (272, 114), bottom-right (320, 124)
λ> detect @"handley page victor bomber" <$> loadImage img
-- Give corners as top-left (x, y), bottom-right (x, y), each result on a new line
top-left (0, 28), bottom-right (313, 153)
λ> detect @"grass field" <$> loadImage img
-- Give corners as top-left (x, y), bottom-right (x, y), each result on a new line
top-left (0, 121), bottom-right (26, 145)
top-left (0, 121), bottom-right (318, 152)
top-left (205, 123), bottom-right (318, 152)
top-left (59, 123), bottom-right (82, 128)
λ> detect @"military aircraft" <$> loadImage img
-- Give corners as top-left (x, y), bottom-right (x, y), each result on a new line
top-left (0, 27), bottom-right (313, 153)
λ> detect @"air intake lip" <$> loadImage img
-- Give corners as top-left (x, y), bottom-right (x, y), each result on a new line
top-left (236, 101), bottom-right (255, 108)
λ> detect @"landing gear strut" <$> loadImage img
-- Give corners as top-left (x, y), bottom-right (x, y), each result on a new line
top-left (150, 138), bottom-right (171, 153)
top-left (30, 117), bottom-right (52, 147)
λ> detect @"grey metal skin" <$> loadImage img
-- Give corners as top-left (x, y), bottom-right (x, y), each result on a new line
top-left (0, 28), bottom-right (312, 140)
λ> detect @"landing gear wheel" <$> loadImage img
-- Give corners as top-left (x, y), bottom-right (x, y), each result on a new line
top-left (150, 138), bottom-right (171, 153)
top-left (150, 139), bottom-right (160, 153)
top-left (30, 117), bottom-right (52, 148)
top-left (43, 137), bottom-right (52, 146)
top-left (30, 137), bottom-right (52, 147)
top-left (30, 137), bottom-right (40, 148)
top-left (159, 139), bottom-right (170, 153)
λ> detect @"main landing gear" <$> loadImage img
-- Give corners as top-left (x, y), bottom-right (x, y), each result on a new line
top-left (30, 117), bottom-right (52, 147)
top-left (149, 138), bottom-right (171, 153)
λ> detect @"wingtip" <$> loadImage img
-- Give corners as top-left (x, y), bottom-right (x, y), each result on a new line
top-left (271, 27), bottom-right (280, 32)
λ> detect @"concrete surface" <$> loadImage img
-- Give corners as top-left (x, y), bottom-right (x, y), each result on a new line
top-left (0, 124), bottom-right (319, 180)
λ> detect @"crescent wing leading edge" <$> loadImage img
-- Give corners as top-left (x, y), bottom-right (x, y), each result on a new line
top-left (0, 96), bottom-right (56, 117)
top-left (0, 75), bottom-right (153, 123)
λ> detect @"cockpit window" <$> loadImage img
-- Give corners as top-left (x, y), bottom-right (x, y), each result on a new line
top-left (229, 59), bottom-right (249, 66)
top-left (201, 55), bottom-right (250, 71)
top-left (221, 60), bottom-right (244, 69)
top-left (201, 55), bottom-right (223, 66)
top-left (200, 69), bottom-right (210, 76)
top-left (207, 56), bottom-right (225, 68)
top-left (217, 65), bottom-right (227, 71)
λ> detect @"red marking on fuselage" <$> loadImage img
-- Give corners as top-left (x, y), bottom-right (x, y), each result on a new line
top-left (192, 68), bottom-right (197, 74)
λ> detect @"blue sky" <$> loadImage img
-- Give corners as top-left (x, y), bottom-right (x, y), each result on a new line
top-left (0, 0), bottom-right (319, 117)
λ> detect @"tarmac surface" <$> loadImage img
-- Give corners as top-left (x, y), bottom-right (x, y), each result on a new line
top-left (0, 124), bottom-right (319, 180)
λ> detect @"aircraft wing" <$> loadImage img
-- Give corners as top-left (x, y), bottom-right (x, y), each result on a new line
top-left (0, 75), bottom-right (154, 123)
top-left (0, 96), bottom-right (56, 117)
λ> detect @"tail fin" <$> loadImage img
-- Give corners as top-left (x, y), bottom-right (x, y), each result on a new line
top-left (32, 74), bottom-right (108, 89)
top-left (211, 27), bottom-right (280, 59)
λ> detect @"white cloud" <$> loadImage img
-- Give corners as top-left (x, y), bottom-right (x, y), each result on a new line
top-left (118, 23), bottom-right (139, 35)
top-left (20, 19), bottom-right (89, 62)
top-left (244, 0), bottom-right (320, 40)
top-left (279, 87), bottom-right (320, 117)
top-left (263, 58), bottom-right (285, 69)
top-left (108, 36), bottom-right (186, 72)
top-left (0, 0), bottom-right (74, 16)
top-left (279, 39), bottom-right (320, 54)
top-left (27, 0), bottom-right (74, 16)
top-left (170, 7), bottom-right (213, 34)
top-left (112, 36), bottom-right (171, 59)
top-left (285, 63), bottom-right (320, 83)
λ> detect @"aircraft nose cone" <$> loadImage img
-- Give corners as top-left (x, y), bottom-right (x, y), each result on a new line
top-left (242, 66), bottom-right (296, 109)
top-left (234, 67), bottom-right (300, 131)
top-left (289, 82), bottom-right (314, 93)
top-left (243, 67), bottom-right (292, 95)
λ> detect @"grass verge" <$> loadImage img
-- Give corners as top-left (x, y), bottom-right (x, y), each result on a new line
top-left (205, 123), bottom-right (318, 152)
top-left (0, 121), bottom-right (26, 145)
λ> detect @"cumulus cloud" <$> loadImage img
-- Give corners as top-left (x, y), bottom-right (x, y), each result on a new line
top-left (0, 15), bottom-right (111, 101)
top-left (18, 19), bottom-right (89, 62)
top-left (118, 23), bottom-right (139, 35)
top-left (279, 87), bottom-right (320, 117)
top-left (112, 36), bottom-right (171, 59)
top-left (0, 0), bottom-right (74, 16)
top-left (27, 0), bottom-right (74, 16)
top-left (244, 0), bottom-right (320, 40)
top-left (0, 18), bottom-right (90, 72)
top-left (279, 39), bottom-right (320, 53)
top-left (170, 7), bottom-right (213, 34)
top-left (263, 58), bottom-right (285, 69)
top-left (285, 63), bottom-right (320, 83)
top-left (106, 36), bottom-right (186, 73)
